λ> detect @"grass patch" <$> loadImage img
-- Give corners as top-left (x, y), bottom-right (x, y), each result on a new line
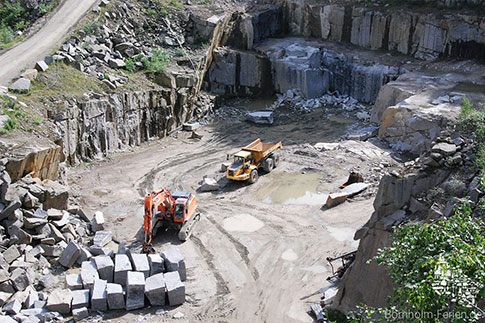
top-left (20, 63), bottom-right (104, 100)
top-left (139, 49), bottom-right (171, 72)
top-left (125, 58), bottom-right (136, 72)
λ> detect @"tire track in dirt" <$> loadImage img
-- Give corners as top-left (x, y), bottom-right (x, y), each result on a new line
top-left (191, 235), bottom-right (230, 297)
top-left (206, 215), bottom-right (260, 281)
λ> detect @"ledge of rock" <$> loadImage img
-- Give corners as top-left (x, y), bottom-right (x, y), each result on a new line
top-left (0, 134), bottom-right (62, 182)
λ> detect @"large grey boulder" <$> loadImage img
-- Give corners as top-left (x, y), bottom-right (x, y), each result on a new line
top-left (145, 273), bottom-right (166, 306)
top-left (164, 271), bottom-right (185, 306)
top-left (8, 78), bottom-right (31, 93)
top-left (46, 289), bottom-right (72, 314)
top-left (114, 254), bottom-right (132, 287)
top-left (161, 247), bottom-right (186, 281)
top-left (247, 111), bottom-right (274, 125)
top-left (58, 241), bottom-right (81, 268)
top-left (93, 255), bottom-right (114, 283)
top-left (106, 283), bottom-right (124, 310)
top-left (200, 177), bottom-right (219, 192)
top-left (91, 279), bottom-right (108, 311)
top-left (125, 271), bottom-right (145, 311)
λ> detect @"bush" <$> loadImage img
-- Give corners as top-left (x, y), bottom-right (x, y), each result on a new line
top-left (370, 202), bottom-right (485, 323)
top-left (0, 24), bottom-right (15, 44)
top-left (125, 58), bottom-right (136, 72)
top-left (0, 1), bottom-right (27, 29)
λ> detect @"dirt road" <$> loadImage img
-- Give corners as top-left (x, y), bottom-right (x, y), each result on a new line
top-left (70, 99), bottom-right (397, 322)
top-left (0, 0), bottom-right (97, 86)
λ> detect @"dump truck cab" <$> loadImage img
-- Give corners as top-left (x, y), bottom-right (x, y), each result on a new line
top-left (227, 138), bottom-right (282, 184)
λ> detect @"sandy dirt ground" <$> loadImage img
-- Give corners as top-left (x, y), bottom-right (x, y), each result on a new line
top-left (69, 99), bottom-right (399, 322)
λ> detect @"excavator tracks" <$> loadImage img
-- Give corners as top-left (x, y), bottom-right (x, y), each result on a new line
top-left (178, 213), bottom-right (201, 241)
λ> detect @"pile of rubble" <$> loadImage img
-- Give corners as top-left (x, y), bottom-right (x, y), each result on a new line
top-left (269, 89), bottom-right (368, 113)
top-left (0, 161), bottom-right (187, 321)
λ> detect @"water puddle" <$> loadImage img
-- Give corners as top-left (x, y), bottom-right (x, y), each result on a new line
top-left (223, 214), bottom-right (265, 233)
top-left (281, 248), bottom-right (298, 261)
top-left (255, 172), bottom-right (327, 205)
top-left (325, 226), bottom-right (356, 242)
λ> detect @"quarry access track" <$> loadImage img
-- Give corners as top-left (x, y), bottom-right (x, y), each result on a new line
top-left (69, 101), bottom-right (399, 322)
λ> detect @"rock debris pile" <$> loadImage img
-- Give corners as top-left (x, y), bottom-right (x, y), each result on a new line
top-left (0, 161), bottom-right (187, 321)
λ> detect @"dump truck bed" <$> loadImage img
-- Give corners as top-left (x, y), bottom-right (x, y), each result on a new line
top-left (242, 139), bottom-right (282, 161)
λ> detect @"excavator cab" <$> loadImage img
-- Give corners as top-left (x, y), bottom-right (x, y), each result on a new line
top-left (174, 200), bottom-right (186, 222)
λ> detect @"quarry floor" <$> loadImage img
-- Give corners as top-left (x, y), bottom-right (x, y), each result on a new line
top-left (68, 99), bottom-right (399, 322)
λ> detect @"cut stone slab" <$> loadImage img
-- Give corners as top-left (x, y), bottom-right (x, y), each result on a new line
top-left (8, 78), bottom-right (31, 93)
top-left (81, 260), bottom-right (99, 289)
top-left (10, 268), bottom-right (31, 292)
top-left (52, 211), bottom-right (70, 227)
top-left (129, 253), bottom-right (149, 278)
top-left (114, 254), bottom-right (132, 287)
top-left (3, 245), bottom-right (20, 264)
top-left (106, 283), bottom-right (124, 310)
top-left (161, 247), bottom-right (186, 281)
top-left (164, 271), bottom-right (185, 306)
top-left (200, 177), bottom-right (219, 192)
top-left (38, 274), bottom-right (55, 289)
top-left (46, 289), bottom-right (72, 314)
top-left (71, 289), bottom-right (89, 310)
top-left (125, 271), bottom-right (145, 311)
top-left (76, 247), bottom-right (93, 265)
top-left (247, 111), bottom-right (274, 125)
top-left (65, 274), bottom-right (82, 290)
top-left (91, 279), bottom-right (107, 311)
top-left (58, 241), bottom-right (81, 268)
top-left (341, 183), bottom-right (369, 197)
top-left (25, 290), bottom-right (38, 308)
top-left (46, 209), bottom-right (63, 220)
top-left (23, 217), bottom-right (47, 230)
top-left (91, 211), bottom-right (104, 232)
top-left (148, 254), bottom-right (164, 276)
top-left (325, 192), bottom-right (347, 208)
top-left (89, 246), bottom-right (114, 257)
top-left (34, 61), bottom-right (49, 72)
top-left (40, 243), bottom-right (64, 257)
top-left (3, 298), bottom-right (21, 314)
top-left (0, 315), bottom-right (16, 323)
top-left (183, 122), bottom-right (200, 131)
top-left (93, 255), bottom-right (114, 283)
top-left (72, 307), bottom-right (89, 321)
top-left (0, 200), bottom-right (21, 221)
top-left (0, 291), bottom-right (12, 306)
top-left (145, 273), bottom-right (166, 306)
top-left (431, 143), bottom-right (457, 156)
top-left (92, 230), bottom-right (112, 247)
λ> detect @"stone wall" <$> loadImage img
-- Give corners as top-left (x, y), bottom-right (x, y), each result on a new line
top-left (286, 1), bottom-right (485, 61)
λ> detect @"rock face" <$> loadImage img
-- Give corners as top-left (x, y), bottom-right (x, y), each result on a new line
top-left (206, 48), bottom-right (272, 97)
top-left (207, 38), bottom-right (402, 102)
top-left (372, 73), bottom-right (463, 155)
top-left (285, 1), bottom-right (485, 61)
top-left (1, 134), bottom-right (62, 182)
top-left (335, 168), bottom-right (451, 311)
top-left (50, 89), bottom-right (214, 165)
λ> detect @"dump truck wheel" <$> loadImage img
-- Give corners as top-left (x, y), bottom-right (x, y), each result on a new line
top-left (248, 169), bottom-right (259, 184)
top-left (263, 158), bottom-right (274, 173)
top-left (273, 154), bottom-right (280, 168)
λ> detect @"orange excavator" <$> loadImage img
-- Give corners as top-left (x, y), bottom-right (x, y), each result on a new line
top-left (143, 188), bottom-right (200, 252)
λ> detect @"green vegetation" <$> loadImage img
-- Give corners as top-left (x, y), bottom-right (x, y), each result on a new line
top-left (198, 0), bottom-right (213, 4)
top-left (125, 58), bottom-right (136, 72)
top-left (82, 20), bottom-right (101, 36)
top-left (1, 95), bottom-right (21, 133)
top-left (0, 1), bottom-right (57, 49)
top-left (146, 8), bottom-right (158, 17)
top-left (174, 48), bottom-right (185, 57)
top-left (458, 97), bottom-right (485, 190)
top-left (139, 49), bottom-right (171, 72)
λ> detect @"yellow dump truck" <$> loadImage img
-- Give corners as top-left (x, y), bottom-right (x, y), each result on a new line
top-left (226, 138), bottom-right (282, 184)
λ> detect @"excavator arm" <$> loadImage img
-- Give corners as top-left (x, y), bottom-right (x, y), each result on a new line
top-left (143, 189), bottom-right (175, 252)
